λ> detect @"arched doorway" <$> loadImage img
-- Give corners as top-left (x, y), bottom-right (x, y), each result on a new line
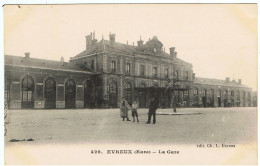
top-left (65, 78), bottom-right (76, 109)
top-left (202, 89), bottom-right (207, 107)
top-left (231, 90), bottom-right (235, 107)
top-left (236, 91), bottom-right (240, 107)
top-left (124, 82), bottom-right (133, 106)
top-left (209, 89), bottom-right (214, 107)
top-left (5, 75), bottom-right (11, 109)
top-left (84, 80), bottom-right (94, 108)
top-left (44, 77), bottom-right (56, 109)
top-left (108, 81), bottom-right (118, 108)
top-left (193, 88), bottom-right (199, 107)
top-left (217, 90), bottom-right (221, 107)
top-left (243, 91), bottom-right (246, 106)
top-left (139, 83), bottom-right (147, 108)
top-left (248, 92), bottom-right (251, 107)
top-left (21, 75), bottom-right (34, 109)
top-left (223, 90), bottom-right (228, 107)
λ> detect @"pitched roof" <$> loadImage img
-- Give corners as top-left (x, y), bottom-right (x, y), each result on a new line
top-left (73, 39), bottom-right (192, 66)
top-left (5, 55), bottom-right (95, 73)
top-left (194, 77), bottom-right (250, 89)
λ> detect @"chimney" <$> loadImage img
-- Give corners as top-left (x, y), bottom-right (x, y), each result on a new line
top-left (25, 52), bottom-right (30, 58)
top-left (169, 47), bottom-right (175, 56)
top-left (137, 40), bottom-right (143, 47)
top-left (85, 34), bottom-right (92, 50)
top-left (226, 77), bottom-right (230, 83)
top-left (238, 79), bottom-right (242, 85)
top-left (109, 33), bottom-right (116, 42)
top-left (192, 73), bottom-right (196, 80)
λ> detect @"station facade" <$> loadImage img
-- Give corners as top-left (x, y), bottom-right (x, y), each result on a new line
top-left (4, 33), bottom-right (253, 109)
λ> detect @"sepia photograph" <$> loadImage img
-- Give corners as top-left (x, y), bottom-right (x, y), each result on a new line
top-left (3, 3), bottom-right (258, 165)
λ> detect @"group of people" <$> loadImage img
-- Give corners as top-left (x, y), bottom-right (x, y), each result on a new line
top-left (120, 97), bottom-right (158, 124)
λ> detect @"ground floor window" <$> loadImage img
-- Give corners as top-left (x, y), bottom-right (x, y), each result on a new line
top-left (108, 81), bottom-right (118, 108)
top-left (21, 75), bottom-right (34, 109)
top-left (124, 82), bottom-right (132, 106)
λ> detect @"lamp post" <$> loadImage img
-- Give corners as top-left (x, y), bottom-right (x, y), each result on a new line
top-left (167, 72), bottom-right (179, 112)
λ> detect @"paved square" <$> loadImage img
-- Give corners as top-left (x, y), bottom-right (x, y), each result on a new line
top-left (5, 107), bottom-right (257, 144)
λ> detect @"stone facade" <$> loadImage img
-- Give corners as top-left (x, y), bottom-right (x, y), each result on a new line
top-left (4, 32), bottom-right (253, 109)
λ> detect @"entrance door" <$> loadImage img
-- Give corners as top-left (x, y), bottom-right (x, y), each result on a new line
top-left (202, 89), bottom-right (207, 107)
top-left (108, 81), bottom-right (118, 108)
top-left (124, 82), bottom-right (133, 106)
top-left (21, 75), bottom-right (34, 109)
top-left (44, 77), bottom-right (56, 109)
top-left (84, 80), bottom-right (94, 108)
top-left (139, 84), bottom-right (146, 108)
top-left (65, 79), bottom-right (76, 109)
top-left (218, 97), bottom-right (221, 107)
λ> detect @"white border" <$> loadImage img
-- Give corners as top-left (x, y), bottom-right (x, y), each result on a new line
top-left (0, 1), bottom-right (258, 166)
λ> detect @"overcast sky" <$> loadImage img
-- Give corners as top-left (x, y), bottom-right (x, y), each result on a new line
top-left (4, 4), bottom-right (257, 90)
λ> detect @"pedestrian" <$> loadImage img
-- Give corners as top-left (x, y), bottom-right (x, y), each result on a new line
top-left (131, 100), bottom-right (139, 122)
top-left (120, 97), bottom-right (131, 121)
top-left (146, 97), bottom-right (158, 124)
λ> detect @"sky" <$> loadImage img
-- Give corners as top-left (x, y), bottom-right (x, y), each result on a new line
top-left (4, 4), bottom-right (257, 90)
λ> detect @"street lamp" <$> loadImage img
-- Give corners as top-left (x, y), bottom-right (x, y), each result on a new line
top-left (166, 72), bottom-right (179, 112)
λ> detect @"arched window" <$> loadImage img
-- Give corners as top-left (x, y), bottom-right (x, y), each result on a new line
top-left (44, 77), bottom-right (56, 109)
top-left (202, 89), bottom-right (207, 107)
top-left (217, 90), bottom-right (222, 107)
top-left (236, 91), bottom-right (240, 107)
top-left (223, 90), bottom-right (228, 107)
top-left (139, 83), bottom-right (147, 108)
top-left (5, 75), bottom-right (11, 109)
top-left (65, 78), bottom-right (76, 109)
top-left (21, 75), bottom-right (34, 108)
top-left (124, 82), bottom-right (132, 106)
top-left (84, 80), bottom-right (95, 108)
top-left (243, 91), bottom-right (246, 106)
top-left (108, 81), bottom-right (118, 108)
top-left (248, 92), bottom-right (251, 106)
top-left (231, 90), bottom-right (235, 106)
top-left (193, 88), bottom-right (199, 106)
top-left (209, 89), bottom-right (214, 107)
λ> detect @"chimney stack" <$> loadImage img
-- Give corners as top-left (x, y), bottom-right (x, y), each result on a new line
top-left (226, 77), bottom-right (230, 83)
top-left (85, 34), bottom-right (92, 50)
top-left (238, 79), bottom-right (242, 85)
top-left (25, 52), bottom-right (30, 58)
top-left (169, 47), bottom-right (177, 58)
top-left (137, 40), bottom-right (143, 47)
top-left (109, 33), bottom-right (116, 42)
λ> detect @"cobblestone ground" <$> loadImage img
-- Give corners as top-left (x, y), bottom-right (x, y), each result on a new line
top-left (5, 107), bottom-right (257, 145)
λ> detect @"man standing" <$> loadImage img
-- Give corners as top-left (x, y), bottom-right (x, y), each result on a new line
top-left (146, 98), bottom-right (158, 124)
top-left (120, 97), bottom-right (131, 121)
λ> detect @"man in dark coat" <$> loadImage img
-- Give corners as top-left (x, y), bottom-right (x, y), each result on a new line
top-left (146, 98), bottom-right (158, 124)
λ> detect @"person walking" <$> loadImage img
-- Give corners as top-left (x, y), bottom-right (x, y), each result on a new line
top-left (120, 97), bottom-right (131, 121)
top-left (146, 97), bottom-right (158, 124)
top-left (131, 100), bottom-right (139, 122)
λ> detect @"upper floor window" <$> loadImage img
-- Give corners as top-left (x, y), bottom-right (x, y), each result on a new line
top-left (140, 65), bottom-right (145, 76)
top-left (194, 89), bottom-right (198, 96)
top-left (164, 68), bottom-right (169, 78)
top-left (91, 60), bottom-right (94, 70)
top-left (126, 63), bottom-right (130, 74)
top-left (153, 67), bottom-right (158, 77)
top-left (185, 71), bottom-right (189, 80)
top-left (174, 70), bottom-right (179, 79)
top-left (111, 60), bottom-right (116, 72)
